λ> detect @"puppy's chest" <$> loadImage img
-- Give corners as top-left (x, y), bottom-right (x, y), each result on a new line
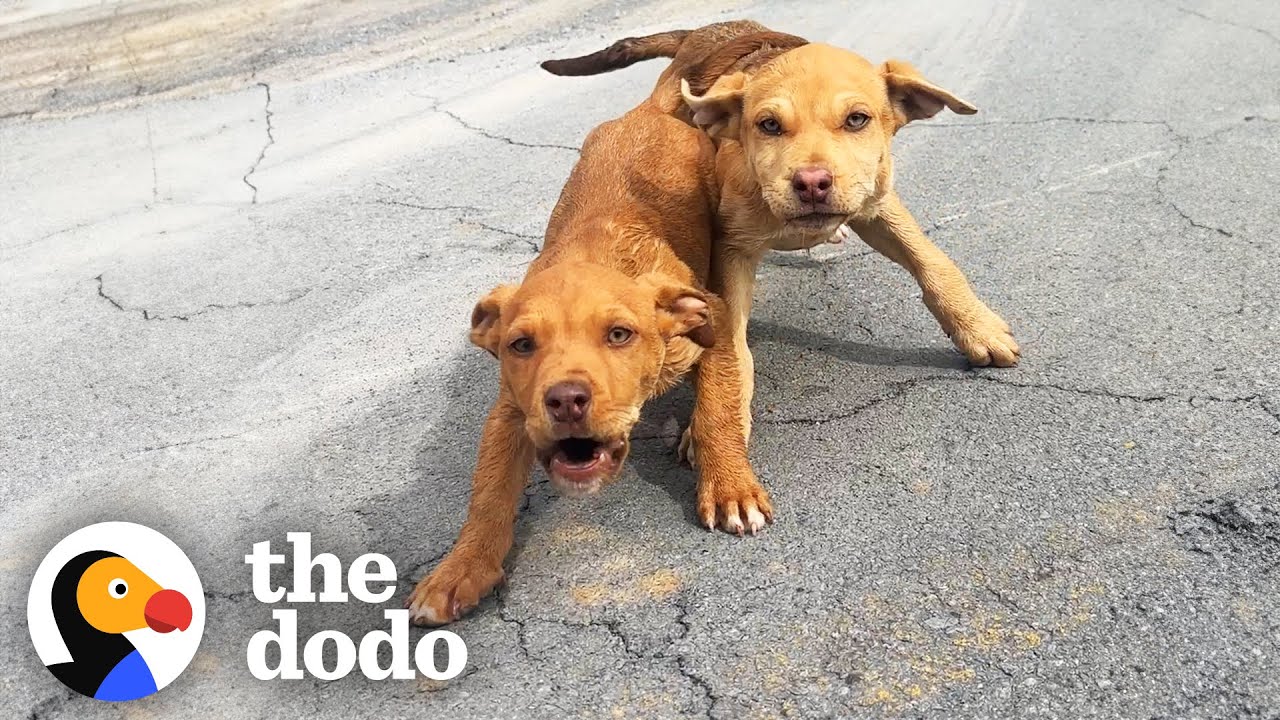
top-left (720, 202), bottom-right (830, 255)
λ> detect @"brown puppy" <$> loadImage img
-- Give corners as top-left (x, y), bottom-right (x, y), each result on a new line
top-left (544, 22), bottom-right (1020, 454)
top-left (406, 91), bottom-right (770, 626)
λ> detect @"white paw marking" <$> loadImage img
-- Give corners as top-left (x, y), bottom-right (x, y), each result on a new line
top-left (408, 600), bottom-right (449, 626)
top-left (723, 513), bottom-right (744, 535)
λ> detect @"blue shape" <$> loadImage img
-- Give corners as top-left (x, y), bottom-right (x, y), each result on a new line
top-left (94, 650), bottom-right (159, 702)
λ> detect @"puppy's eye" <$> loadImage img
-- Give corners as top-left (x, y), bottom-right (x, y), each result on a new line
top-left (757, 117), bottom-right (783, 135)
top-left (844, 112), bottom-right (870, 131)
top-left (606, 327), bottom-right (634, 346)
top-left (508, 337), bottom-right (535, 355)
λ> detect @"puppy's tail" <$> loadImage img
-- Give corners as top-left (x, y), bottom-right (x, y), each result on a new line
top-left (540, 30), bottom-right (691, 76)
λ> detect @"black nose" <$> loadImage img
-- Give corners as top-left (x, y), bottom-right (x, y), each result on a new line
top-left (791, 166), bottom-right (833, 204)
top-left (545, 381), bottom-right (591, 423)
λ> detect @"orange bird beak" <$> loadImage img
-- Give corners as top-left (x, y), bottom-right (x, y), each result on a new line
top-left (144, 588), bottom-right (192, 633)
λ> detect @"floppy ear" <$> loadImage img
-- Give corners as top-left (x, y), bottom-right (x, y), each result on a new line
top-left (681, 73), bottom-right (747, 140)
top-left (881, 59), bottom-right (977, 129)
top-left (637, 274), bottom-right (715, 349)
top-left (469, 285), bottom-right (517, 357)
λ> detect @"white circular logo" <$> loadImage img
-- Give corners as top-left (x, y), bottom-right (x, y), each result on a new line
top-left (27, 522), bottom-right (205, 702)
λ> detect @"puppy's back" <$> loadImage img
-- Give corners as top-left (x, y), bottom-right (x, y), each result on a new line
top-left (538, 107), bottom-right (718, 282)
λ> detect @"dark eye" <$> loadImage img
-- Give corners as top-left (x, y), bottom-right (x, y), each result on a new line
top-left (757, 117), bottom-right (782, 135)
top-left (508, 337), bottom-right (535, 355)
top-left (607, 327), bottom-right (634, 346)
top-left (109, 579), bottom-right (128, 599)
top-left (844, 112), bottom-right (870, 131)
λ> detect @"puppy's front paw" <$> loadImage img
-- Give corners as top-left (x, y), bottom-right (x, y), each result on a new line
top-left (950, 306), bottom-right (1020, 368)
top-left (698, 479), bottom-right (773, 536)
top-left (406, 556), bottom-right (503, 626)
top-left (678, 426), bottom-right (699, 468)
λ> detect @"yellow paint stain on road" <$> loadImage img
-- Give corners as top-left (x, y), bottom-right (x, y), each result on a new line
top-left (1013, 630), bottom-right (1043, 649)
top-left (190, 651), bottom-right (220, 674)
top-left (551, 524), bottom-right (604, 544)
top-left (638, 568), bottom-right (680, 598)
top-left (908, 479), bottom-right (932, 495)
top-left (571, 584), bottom-right (608, 606)
top-left (601, 555), bottom-right (635, 573)
top-left (0, 553), bottom-right (30, 571)
top-left (567, 568), bottom-right (683, 607)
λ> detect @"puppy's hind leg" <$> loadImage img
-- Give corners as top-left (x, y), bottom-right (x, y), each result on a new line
top-left (407, 396), bottom-right (533, 625)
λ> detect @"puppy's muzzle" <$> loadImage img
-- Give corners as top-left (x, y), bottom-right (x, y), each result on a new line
top-left (791, 166), bottom-right (833, 205)
top-left (545, 380), bottom-right (591, 424)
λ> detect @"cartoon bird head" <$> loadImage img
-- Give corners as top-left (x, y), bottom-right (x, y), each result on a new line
top-left (48, 550), bottom-right (194, 701)
top-left (73, 554), bottom-right (192, 634)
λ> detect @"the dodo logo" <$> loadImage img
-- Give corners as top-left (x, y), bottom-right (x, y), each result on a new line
top-left (27, 522), bottom-right (205, 702)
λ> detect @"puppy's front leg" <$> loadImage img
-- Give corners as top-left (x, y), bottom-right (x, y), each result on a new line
top-left (407, 396), bottom-right (533, 625)
top-left (851, 192), bottom-right (1020, 367)
top-left (689, 323), bottom-right (773, 535)
top-left (680, 248), bottom-right (757, 466)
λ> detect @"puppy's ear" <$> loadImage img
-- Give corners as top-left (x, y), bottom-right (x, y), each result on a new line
top-left (638, 273), bottom-right (715, 348)
top-left (681, 73), bottom-right (747, 140)
top-left (881, 60), bottom-right (977, 130)
top-left (469, 285), bottom-right (517, 357)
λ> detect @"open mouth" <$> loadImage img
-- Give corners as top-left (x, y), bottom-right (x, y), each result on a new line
top-left (540, 436), bottom-right (627, 496)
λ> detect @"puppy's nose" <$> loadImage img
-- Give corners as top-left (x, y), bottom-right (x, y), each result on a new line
top-left (791, 167), bottom-right (833, 204)
top-left (545, 381), bottom-right (591, 423)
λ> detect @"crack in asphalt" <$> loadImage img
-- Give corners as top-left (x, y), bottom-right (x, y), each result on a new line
top-left (916, 113), bottom-right (1261, 246)
top-left (94, 273), bottom-right (310, 321)
top-left (374, 198), bottom-right (482, 213)
top-left (967, 374), bottom-right (1262, 405)
top-left (1153, 133), bottom-right (1238, 239)
top-left (372, 195), bottom-right (540, 255)
top-left (437, 107), bottom-right (580, 153)
top-left (668, 595), bottom-right (720, 718)
top-left (483, 595), bottom-right (719, 717)
top-left (917, 116), bottom-right (1177, 131)
top-left (473, 220), bottom-right (540, 253)
top-left (204, 588), bottom-right (254, 603)
top-left (758, 373), bottom-right (1274, 429)
top-left (1262, 399), bottom-right (1280, 436)
top-left (494, 585), bottom-right (535, 661)
top-left (1167, 3), bottom-right (1280, 48)
top-left (25, 688), bottom-right (78, 720)
top-left (242, 82), bottom-right (275, 204)
top-left (133, 431), bottom-right (251, 454)
top-left (759, 378), bottom-right (929, 427)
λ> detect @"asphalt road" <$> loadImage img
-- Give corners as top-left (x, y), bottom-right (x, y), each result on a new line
top-left (3, 1), bottom-right (1279, 718)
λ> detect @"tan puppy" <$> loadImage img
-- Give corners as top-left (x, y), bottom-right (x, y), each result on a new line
top-left (406, 94), bottom-right (770, 626)
top-left (544, 22), bottom-right (1020, 453)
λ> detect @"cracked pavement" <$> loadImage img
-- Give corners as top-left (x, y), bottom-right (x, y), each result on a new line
top-left (2, 0), bottom-right (1279, 718)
